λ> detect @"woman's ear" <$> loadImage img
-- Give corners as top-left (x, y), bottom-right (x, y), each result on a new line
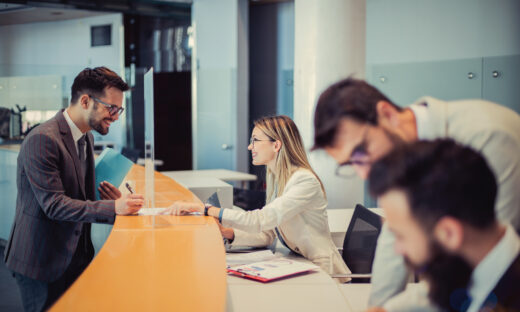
top-left (274, 140), bottom-right (282, 153)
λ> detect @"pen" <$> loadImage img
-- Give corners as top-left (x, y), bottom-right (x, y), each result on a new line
top-left (125, 182), bottom-right (134, 194)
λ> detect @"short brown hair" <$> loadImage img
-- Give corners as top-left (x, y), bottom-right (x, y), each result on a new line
top-left (70, 67), bottom-right (129, 103)
top-left (312, 77), bottom-right (400, 149)
top-left (369, 139), bottom-right (497, 230)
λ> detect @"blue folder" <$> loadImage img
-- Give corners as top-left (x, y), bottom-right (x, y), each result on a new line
top-left (94, 148), bottom-right (134, 200)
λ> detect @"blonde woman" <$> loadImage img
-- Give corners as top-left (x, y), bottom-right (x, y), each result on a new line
top-left (169, 115), bottom-right (350, 278)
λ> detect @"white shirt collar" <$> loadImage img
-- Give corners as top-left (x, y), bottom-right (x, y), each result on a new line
top-left (408, 101), bottom-right (431, 140)
top-left (467, 224), bottom-right (520, 312)
top-left (63, 109), bottom-right (85, 144)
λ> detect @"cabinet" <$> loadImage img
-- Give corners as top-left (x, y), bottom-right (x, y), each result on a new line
top-left (483, 55), bottom-right (520, 113)
top-left (368, 55), bottom-right (520, 113)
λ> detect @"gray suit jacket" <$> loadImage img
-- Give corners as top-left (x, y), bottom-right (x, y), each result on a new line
top-left (3, 110), bottom-right (116, 282)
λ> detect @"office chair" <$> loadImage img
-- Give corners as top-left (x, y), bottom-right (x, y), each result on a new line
top-left (233, 188), bottom-right (266, 211)
top-left (333, 204), bottom-right (383, 282)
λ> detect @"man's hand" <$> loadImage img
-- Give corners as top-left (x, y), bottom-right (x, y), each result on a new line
top-left (163, 201), bottom-right (204, 215)
top-left (98, 181), bottom-right (122, 200)
top-left (216, 221), bottom-right (234, 240)
top-left (115, 193), bottom-right (144, 215)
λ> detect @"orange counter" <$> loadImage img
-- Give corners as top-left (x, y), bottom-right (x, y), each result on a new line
top-left (51, 165), bottom-right (227, 311)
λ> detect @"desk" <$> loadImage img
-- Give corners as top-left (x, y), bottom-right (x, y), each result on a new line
top-left (162, 169), bottom-right (257, 188)
top-left (226, 245), bottom-right (352, 312)
top-left (51, 165), bottom-right (227, 311)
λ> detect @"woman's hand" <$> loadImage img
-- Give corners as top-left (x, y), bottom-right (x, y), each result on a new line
top-left (164, 200), bottom-right (204, 215)
top-left (216, 220), bottom-right (235, 240)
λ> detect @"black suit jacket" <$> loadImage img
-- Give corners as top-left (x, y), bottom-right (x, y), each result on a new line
top-left (480, 253), bottom-right (520, 312)
top-left (4, 110), bottom-right (115, 282)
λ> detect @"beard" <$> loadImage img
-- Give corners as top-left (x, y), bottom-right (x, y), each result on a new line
top-left (404, 241), bottom-right (473, 312)
top-left (88, 105), bottom-right (110, 135)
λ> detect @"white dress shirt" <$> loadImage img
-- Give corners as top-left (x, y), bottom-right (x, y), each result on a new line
top-left (222, 168), bottom-right (351, 277)
top-left (63, 109), bottom-right (86, 156)
top-left (467, 224), bottom-right (520, 312)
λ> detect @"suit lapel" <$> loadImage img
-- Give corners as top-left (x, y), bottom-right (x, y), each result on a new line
top-left (56, 110), bottom-right (86, 199)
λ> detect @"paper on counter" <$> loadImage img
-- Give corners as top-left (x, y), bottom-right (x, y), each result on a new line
top-left (226, 250), bottom-right (277, 267)
top-left (137, 207), bottom-right (169, 215)
top-left (137, 208), bottom-right (202, 216)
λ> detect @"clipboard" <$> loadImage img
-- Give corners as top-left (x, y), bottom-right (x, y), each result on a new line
top-left (226, 258), bottom-right (318, 282)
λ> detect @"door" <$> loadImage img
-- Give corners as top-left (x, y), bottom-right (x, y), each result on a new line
top-left (195, 68), bottom-right (235, 170)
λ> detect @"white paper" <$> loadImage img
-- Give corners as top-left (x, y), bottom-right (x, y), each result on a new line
top-left (226, 250), bottom-right (277, 267)
top-left (231, 258), bottom-right (319, 279)
top-left (137, 208), bottom-right (202, 216)
top-left (138, 207), bottom-right (169, 215)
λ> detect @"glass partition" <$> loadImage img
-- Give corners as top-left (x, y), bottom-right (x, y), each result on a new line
top-left (144, 67), bottom-right (156, 213)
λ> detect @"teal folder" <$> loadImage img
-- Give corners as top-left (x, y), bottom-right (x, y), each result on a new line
top-left (95, 148), bottom-right (134, 200)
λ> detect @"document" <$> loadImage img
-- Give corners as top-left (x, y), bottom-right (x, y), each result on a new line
top-left (226, 250), bottom-right (277, 267)
top-left (95, 148), bottom-right (134, 200)
top-left (227, 259), bottom-right (318, 282)
top-left (138, 207), bottom-right (169, 215)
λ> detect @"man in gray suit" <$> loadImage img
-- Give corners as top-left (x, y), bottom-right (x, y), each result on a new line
top-left (4, 67), bottom-right (144, 311)
top-left (312, 78), bottom-right (520, 311)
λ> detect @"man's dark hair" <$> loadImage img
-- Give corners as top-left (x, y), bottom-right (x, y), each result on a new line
top-left (369, 139), bottom-right (497, 230)
top-left (70, 67), bottom-right (129, 103)
top-left (313, 77), bottom-right (401, 149)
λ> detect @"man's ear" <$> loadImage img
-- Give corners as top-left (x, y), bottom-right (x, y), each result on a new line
top-left (376, 101), bottom-right (400, 128)
top-left (433, 216), bottom-right (464, 252)
top-left (79, 94), bottom-right (90, 109)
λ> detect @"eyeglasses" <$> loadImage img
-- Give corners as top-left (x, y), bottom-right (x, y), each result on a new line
top-left (335, 153), bottom-right (371, 178)
top-left (249, 137), bottom-right (274, 148)
top-left (335, 127), bottom-right (370, 178)
top-left (89, 95), bottom-right (124, 116)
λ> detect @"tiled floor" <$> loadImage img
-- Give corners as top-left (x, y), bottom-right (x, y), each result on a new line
top-left (0, 244), bottom-right (23, 312)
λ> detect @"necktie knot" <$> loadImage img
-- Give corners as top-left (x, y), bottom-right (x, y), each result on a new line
top-left (78, 135), bottom-right (86, 147)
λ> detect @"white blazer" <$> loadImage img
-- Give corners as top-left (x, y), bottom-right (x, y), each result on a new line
top-left (222, 168), bottom-right (351, 277)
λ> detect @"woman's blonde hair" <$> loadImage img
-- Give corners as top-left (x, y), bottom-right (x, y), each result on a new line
top-left (253, 115), bottom-right (325, 202)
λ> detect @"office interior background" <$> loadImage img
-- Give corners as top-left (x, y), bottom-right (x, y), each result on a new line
top-left (1, 0), bottom-right (520, 247)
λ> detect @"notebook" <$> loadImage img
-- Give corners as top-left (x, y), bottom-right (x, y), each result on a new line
top-left (227, 258), bottom-right (318, 282)
top-left (94, 148), bottom-right (134, 200)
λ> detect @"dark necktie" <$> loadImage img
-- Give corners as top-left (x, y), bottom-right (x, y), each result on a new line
top-left (77, 135), bottom-right (87, 179)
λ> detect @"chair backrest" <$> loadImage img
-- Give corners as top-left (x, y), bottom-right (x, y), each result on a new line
top-left (233, 188), bottom-right (266, 211)
top-left (342, 204), bottom-right (383, 274)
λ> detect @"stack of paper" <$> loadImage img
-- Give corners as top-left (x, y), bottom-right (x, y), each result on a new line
top-left (227, 258), bottom-right (318, 282)
top-left (226, 250), bottom-right (277, 267)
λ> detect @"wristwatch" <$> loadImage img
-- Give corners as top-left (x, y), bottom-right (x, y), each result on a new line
top-left (204, 203), bottom-right (212, 216)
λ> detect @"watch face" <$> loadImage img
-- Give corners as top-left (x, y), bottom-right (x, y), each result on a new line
top-left (205, 192), bottom-right (221, 208)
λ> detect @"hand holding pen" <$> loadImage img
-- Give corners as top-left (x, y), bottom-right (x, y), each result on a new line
top-left (114, 181), bottom-right (143, 215)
